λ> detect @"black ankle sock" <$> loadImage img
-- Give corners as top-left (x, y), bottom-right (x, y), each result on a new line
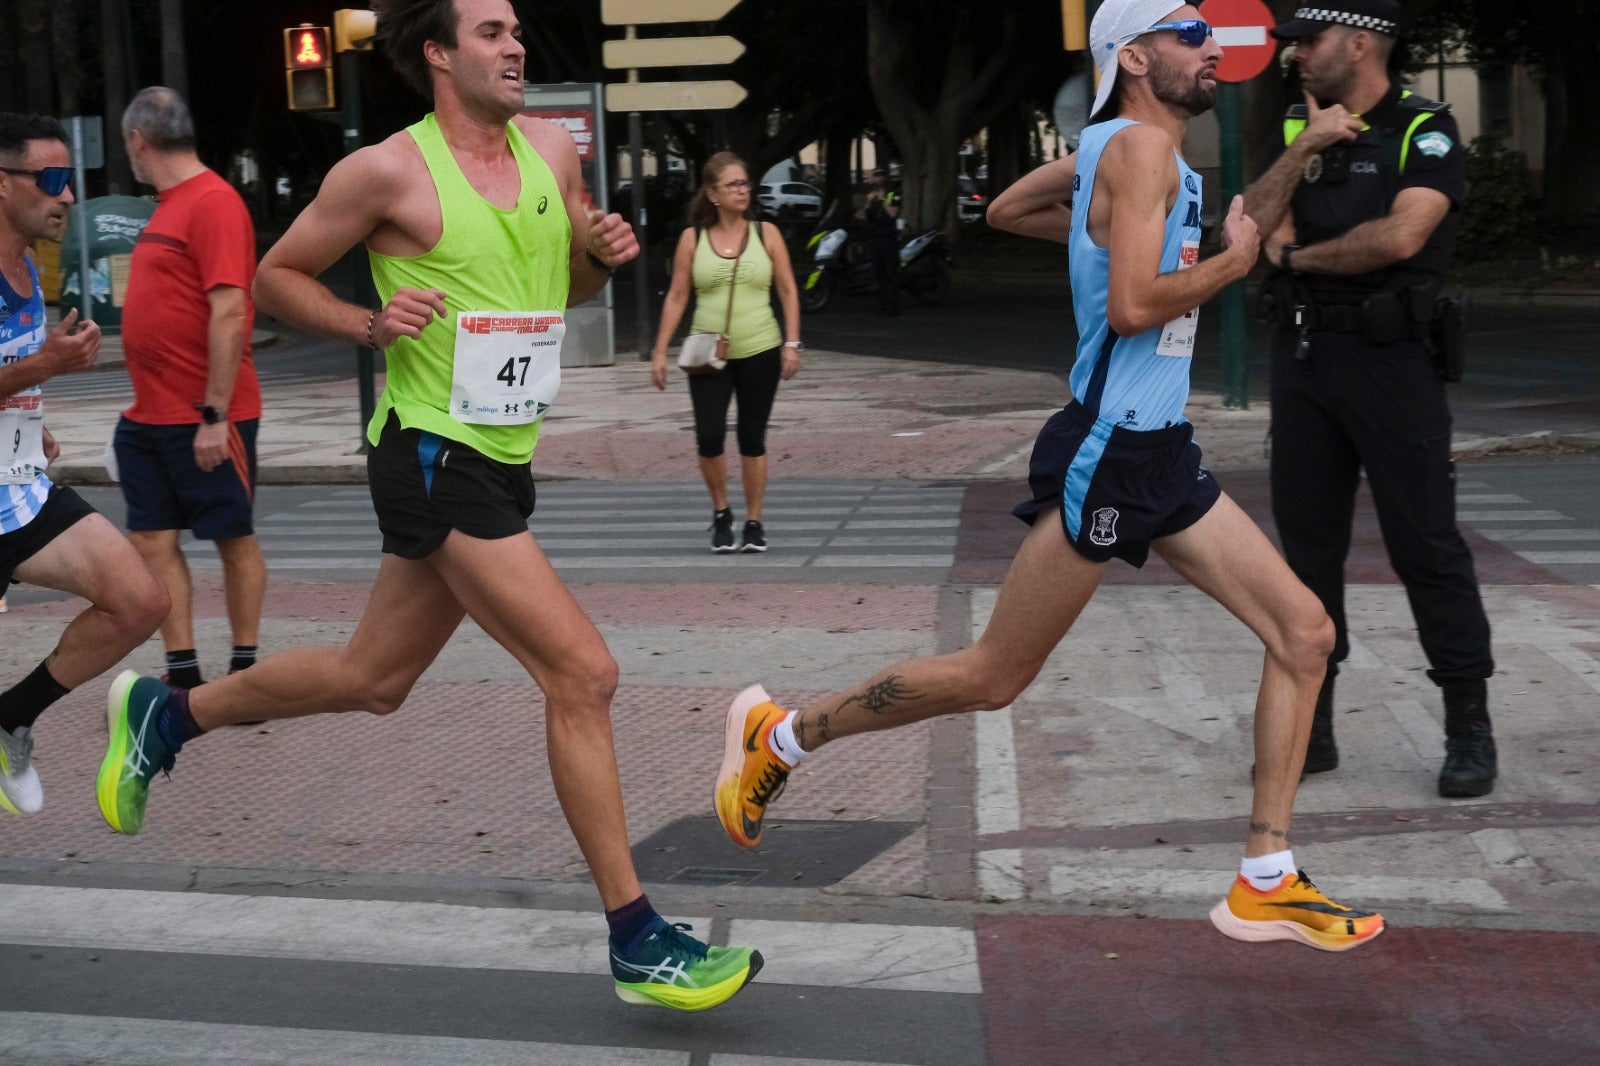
top-left (155, 686), bottom-right (205, 753)
top-left (0, 659), bottom-right (71, 733)
top-left (605, 894), bottom-right (660, 952)
top-left (164, 650), bottom-right (203, 690)
top-left (229, 645), bottom-right (257, 674)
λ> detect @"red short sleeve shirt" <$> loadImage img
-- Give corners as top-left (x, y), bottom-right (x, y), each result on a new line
top-left (121, 170), bottom-right (260, 423)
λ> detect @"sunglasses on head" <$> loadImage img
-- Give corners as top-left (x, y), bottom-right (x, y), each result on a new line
top-left (1116, 18), bottom-right (1214, 48)
top-left (1, 166), bottom-right (73, 196)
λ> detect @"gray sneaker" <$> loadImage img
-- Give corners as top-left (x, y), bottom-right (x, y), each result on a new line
top-left (0, 726), bottom-right (43, 815)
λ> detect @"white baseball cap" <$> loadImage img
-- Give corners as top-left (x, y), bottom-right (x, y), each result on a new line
top-left (1089, 0), bottom-right (1190, 121)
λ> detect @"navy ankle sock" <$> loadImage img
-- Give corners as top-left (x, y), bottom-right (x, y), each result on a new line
top-left (229, 645), bottom-right (257, 674)
top-left (155, 687), bottom-right (205, 753)
top-left (0, 659), bottom-right (71, 733)
top-left (164, 650), bottom-right (203, 690)
top-left (605, 894), bottom-right (660, 952)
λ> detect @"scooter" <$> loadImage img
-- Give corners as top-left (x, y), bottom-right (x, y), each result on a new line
top-left (800, 221), bottom-right (952, 313)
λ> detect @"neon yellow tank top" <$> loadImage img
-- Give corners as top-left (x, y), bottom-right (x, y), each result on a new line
top-left (366, 114), bottom-right (571, 464)
top-left (689, 224), bottom-right (783, 359)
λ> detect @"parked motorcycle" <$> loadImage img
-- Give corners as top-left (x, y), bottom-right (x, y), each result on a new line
top-left (800, 221), bottom-right (952, 313)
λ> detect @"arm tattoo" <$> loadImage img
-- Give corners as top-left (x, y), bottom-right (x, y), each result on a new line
top-left (1248, 821), bottom-right (1288, 840)
top-left (837, 675), bottom-right (922, 715)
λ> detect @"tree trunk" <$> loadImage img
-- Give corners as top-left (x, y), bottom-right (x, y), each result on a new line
top-left (866, 0), bottom-right (1019, 237)
top-left (100, 0), bottom-right (135, 194)
top-left (21, 0), bottom-right (54, 112)
top-left (159, 0), bottom-right (188, 99)
top-left (1543, 41), bottom-right (1600, 220)
top-left (53, 0), bottom-right (86, 114)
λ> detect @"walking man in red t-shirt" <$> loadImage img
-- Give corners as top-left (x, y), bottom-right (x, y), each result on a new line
top-left (117, 87), bottom-right (266, 689)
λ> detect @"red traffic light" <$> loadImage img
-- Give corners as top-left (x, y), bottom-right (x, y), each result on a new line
top-left (284, 25), bottom-right (331, 70)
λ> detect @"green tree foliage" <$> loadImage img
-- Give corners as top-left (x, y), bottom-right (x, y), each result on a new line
top-left (1457, 136), bottom-right (1536, 258)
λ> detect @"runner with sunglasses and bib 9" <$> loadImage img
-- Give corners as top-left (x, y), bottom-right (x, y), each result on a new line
top-left (712, 0), bottom-right (1388, 954)
top-left (1241, 0), bottom-right (1496, 799)
top-left (0, 113), bottom-right (169, 820)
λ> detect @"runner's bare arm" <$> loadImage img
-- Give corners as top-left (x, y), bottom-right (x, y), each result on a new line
top-left (254, 143), bottom-right (446, 348)
top-left (987, 155), bottom-right (1077, 244)
top-left (1102, 125), bottom-right (1257, 336)
top-left (518, 116), bottom-right (638, 307)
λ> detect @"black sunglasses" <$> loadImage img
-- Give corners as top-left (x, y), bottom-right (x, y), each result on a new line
top-left (1, 166), bottom-right (73, 197)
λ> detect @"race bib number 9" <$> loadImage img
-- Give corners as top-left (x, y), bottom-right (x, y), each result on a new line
top-left (1156, 239), bottom-right (1201, 358)
top-left (0, 394), bottom-right (47, 486)
top-left (451, 311), bottom-right (564, 426)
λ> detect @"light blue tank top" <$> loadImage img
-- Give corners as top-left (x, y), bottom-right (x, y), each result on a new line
top-left (1067, 119), bottom-right (1204, 431)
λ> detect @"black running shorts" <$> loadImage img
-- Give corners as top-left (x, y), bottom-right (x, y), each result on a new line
top-left (0, 485), bottom-right (96, 587)
top-left (366, 410), bottom-right (536, 560)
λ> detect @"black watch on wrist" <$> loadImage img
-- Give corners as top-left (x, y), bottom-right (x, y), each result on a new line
top-left (1280, 244), bottom-right (1301, 274)
top-left (194, 403), bottom-right (224, 425)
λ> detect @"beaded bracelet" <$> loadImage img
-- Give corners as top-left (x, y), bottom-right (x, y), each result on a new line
top-left (364, 309), bottom-right (379, 349)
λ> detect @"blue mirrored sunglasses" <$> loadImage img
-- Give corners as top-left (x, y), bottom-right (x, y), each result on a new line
top-left (1115, 19), bottom-right (1214, 48)
top-left (0, 166), bottom-right (73, 196)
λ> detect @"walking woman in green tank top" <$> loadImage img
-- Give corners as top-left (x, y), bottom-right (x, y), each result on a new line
top-left (650, 152), bottom-right (802, 553)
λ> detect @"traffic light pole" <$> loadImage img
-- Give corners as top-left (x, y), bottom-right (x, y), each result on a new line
top-left (628, 110), bottom-right (650, 360)
top-left (339, 48), bottom-right (378, 446)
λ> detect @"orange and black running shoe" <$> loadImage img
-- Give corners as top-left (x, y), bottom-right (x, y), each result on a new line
top-left (714, 684), bottom-right (791, 849)
top-left (1210, 868), bottom-right (1385, 952)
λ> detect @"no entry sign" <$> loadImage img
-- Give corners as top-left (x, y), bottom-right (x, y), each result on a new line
top-left (1200, 0), bottom-right (1278, 83)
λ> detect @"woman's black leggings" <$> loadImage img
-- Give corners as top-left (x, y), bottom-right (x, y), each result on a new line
top-left (688, 346), bottom-right (782, 458)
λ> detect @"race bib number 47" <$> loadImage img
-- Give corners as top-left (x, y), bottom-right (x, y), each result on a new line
top-left (451, 311), bottom-right (564, 426)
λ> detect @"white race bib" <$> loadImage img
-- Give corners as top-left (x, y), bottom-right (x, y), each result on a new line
top-left (451, 311), bottom-right (564, 425)
top-left (0, 393), bottom-right (47, 485)
top-left (1156, 239), bottom-right (1201, 358)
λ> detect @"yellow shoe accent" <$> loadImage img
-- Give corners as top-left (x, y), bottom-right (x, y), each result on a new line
top-left (1210, 869), bottom-right (1385, 952)
top-left (614, 956), bottom-right (759, 1012)
top-left (713, 684), bottom-right (791, 849)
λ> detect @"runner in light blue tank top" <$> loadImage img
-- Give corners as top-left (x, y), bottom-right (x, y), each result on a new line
top-left (1068, 118), bottom-right (1204, 431)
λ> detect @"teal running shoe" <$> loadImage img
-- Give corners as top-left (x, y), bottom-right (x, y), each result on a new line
top-left (97, 670), bottom-right (176, 835)
top-left (610, 918), bottom-right (763, 1011)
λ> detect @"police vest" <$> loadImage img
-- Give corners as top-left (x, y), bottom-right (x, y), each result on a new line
top-left (1282, 89), bottom-right (1457, 293)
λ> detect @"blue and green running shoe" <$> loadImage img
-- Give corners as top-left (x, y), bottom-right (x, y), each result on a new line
top-left (97, 670), bottom-right (176, 835)
top-left (610, 918), bottom-right (763, 1011)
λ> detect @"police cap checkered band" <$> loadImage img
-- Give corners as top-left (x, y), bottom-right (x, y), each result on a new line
top-left (1270, 0), bottom-right (1400, 40)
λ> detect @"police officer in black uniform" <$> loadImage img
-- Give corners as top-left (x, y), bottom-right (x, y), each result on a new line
top-left (1242, 0), bottom-right (1496, 798)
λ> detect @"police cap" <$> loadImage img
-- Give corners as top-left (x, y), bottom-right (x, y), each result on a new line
top-left (1270, 0), bottom-right (1400, 40)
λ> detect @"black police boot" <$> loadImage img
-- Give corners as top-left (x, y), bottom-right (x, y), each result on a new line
top-left (1438, 678), bottom-right (1497, 798)
top-left (1303, 673), bottom-right (1339, 774)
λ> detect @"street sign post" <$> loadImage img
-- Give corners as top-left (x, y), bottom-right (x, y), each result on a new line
top-left (1200, 0), bottom-right (1278, 408)
top-left (601, 0), bottom-right (746, 357)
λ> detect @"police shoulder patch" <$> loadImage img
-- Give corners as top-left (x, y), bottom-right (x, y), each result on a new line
top-left (1413, 130), bottom-right (1453, 158)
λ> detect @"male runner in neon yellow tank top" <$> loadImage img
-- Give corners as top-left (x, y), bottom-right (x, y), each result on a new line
top-left (93, 0), bottom-right (763, 1012)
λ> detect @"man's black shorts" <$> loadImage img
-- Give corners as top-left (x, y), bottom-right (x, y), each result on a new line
top-left (115, 416), bottom-right (258, 540)
top-left (0, 485), bottom-right (96, 587)
top-left (1012, 401), bottom-right (1221, 568)
top-left (366, 410), bottom-right (536, 559)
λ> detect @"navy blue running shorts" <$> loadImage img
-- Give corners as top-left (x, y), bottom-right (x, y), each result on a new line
top-left (366, 410), bottom-right (536, 560)
top-left (115, 416), bottom-right (258, 541)
top-left (1012, 401), bottom-right (1221, 568)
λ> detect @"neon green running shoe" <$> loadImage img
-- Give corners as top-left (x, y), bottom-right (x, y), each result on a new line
top-left (97, 670), bottom-right (177, 835)
top-left (610, 918), bottom-right (763, 1011)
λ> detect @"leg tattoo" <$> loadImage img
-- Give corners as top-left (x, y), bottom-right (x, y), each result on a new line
top-left (1248, 821), bottom-right (1288, 842)
top-left (837, 675), bottom-right (922, 716)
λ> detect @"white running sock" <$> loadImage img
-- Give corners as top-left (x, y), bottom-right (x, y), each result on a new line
top-left (767, 713), bottom-right (806, 767)
top-left (1240, 850), bottom-right (1295, 890)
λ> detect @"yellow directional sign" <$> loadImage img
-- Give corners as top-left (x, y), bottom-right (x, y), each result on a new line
top-left (605, 80), bottom-right (748, 112)
top-left (603, 35), bottom-right (745, 69)
top-left (600, 0), bottom-right (741, 25)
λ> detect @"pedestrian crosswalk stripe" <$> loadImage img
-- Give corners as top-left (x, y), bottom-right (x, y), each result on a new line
top-left (0, 885), bottom-right (978, 993)
top-left (0, 1014), bottom-right (931, 1066)
top-left (1044, 866), bottom-right (1509, 910)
